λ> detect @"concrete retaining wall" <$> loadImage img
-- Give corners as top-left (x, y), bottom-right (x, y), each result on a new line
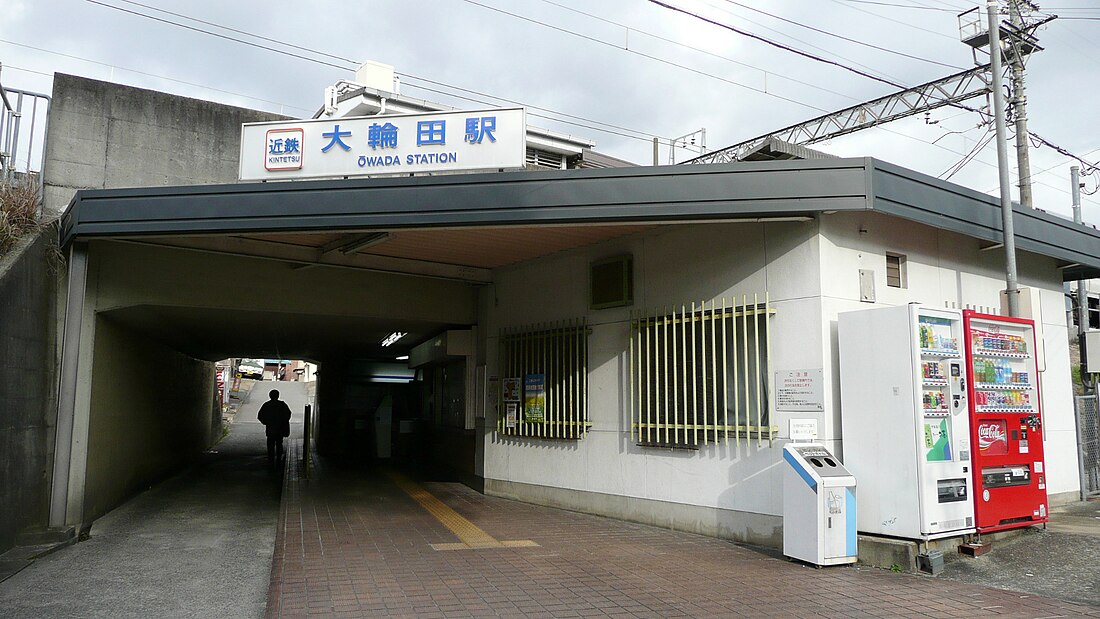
top-left (42, 73), bottom-right (288, 218)
top-left (0, 226), bottom-right (59, 551)
top-left (82, 315), bottom-right (218, 521)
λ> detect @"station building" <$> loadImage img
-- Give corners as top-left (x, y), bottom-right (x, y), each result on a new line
top-left (30, 70), bottom-right (1100, 547)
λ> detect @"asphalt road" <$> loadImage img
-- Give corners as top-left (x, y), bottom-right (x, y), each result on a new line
top-left (0, 381), bottom-right (306, 619)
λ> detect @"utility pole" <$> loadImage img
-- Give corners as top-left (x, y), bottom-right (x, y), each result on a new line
top-left (1007, 0), bottom-right (1034, 209)
top-left (988, 0), bottom-right (1020, 317)
top-left (1071, 166), bottom-right (1094, 392)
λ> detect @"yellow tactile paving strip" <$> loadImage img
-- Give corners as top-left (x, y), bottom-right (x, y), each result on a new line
top-left (386, 470), bottom-right (538, 551)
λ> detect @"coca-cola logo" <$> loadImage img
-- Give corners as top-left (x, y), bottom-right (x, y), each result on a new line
top-left (978, 422), bottom-right (1007, 452)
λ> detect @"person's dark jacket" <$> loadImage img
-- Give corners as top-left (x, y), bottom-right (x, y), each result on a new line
top-left (257, 400), bottom-right (292, 438)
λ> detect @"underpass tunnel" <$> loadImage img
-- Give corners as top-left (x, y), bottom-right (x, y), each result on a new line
top-left (54, 237), bottom-right (482, 529)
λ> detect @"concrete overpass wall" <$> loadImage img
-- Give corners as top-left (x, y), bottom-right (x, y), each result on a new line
top-left (85, 240), bottom-right (478, 326)
top-left (54, 238), bottom-right (479, 524)
top-left (0, 227), bottom-right (59, 550)
top-left (83, 316), bottom-right (217, 521)
top-left (42, 73), bottom-right (289, 218)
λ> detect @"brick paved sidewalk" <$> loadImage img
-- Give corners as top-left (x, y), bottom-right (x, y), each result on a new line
top-left (266, 440), bottom-right (1100, 618)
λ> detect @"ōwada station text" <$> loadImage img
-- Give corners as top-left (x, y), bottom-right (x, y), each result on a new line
top-left (239, 107), bottom-right (526, 182)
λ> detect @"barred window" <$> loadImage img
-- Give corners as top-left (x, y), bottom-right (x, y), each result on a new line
top-left (497, 320), bottom-right (590, 439)
top-left (629, 295), bottom-right (776, 449)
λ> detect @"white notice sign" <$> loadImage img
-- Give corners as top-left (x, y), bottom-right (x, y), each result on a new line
top-left (239, 107), bottom-right (527, 181)
top-left (775, 369), bottom-right (824, 412)
top-left (789, 419), bottom-right (819, 441)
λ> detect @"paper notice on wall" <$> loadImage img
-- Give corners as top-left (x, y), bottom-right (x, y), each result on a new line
top-left (789, 419), bottom-right (819, 441)
top-left (502, 378), bottom-right (521, 403)
top-left (775, 369), bottom-right (824, 412)
top-left (505, 403), bottom-right (517, 429)
top-left (524, 374), bottom-right (545, 423)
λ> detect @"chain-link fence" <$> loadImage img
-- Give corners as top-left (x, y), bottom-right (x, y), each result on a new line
top-left (1076, 393), bottom-right (1100, 497)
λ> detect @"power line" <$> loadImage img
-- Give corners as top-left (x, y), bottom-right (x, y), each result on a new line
top-left (84, 0), bottom-right (352, 71)
top-left (648, 0), bottom-right (912, 90)
top-left (831, 0), bottom-right (959, 11)
top-left (456, 0), bottom-right (830, 112)
top-left (79, 0), bottom-right (1097, 199)
top-left (0, 38), bottom-right (315, 113)
top-left (698, 0), bottom-right (907, 83)
top-left (533, 0), bottom-right (863, 103)
top-left (84, 0), bottom-right (678, 146)
top-left (717, 0), bottom-right (965, 69)
top-left (110, 0), bottom-right (359, 65)
top-left (825, 0), bottom-right (962, 40)
top-left (396, 73), bottom-right (659, 141)
top-left (940, 129), bottom-right (995, 180)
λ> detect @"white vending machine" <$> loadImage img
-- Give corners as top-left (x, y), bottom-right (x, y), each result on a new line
top-left (839, 304), bottom-right (975, 540)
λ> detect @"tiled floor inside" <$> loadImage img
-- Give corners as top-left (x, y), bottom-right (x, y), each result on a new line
top-left (266, 441), bottom-right (1100, 618)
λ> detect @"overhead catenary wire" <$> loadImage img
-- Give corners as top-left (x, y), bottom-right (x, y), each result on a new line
top-left (717, 0), bottom-right (966, 69)
top-left (74, 0), bottom-right (1099, 206)
top-left (656, 0), bottom-right (1100, 202)
top-left (699, 0), bottom-right (909, 83)
top-left (647, 0), bottom-right (912, 90)
top-left (0, 38), bottom-right (316, 114)
top-left (533, 0), bottom-right (864, 103)
top-left (940, 129), bottom-right (996, 180)
top-left (82, 0), bottom-right (678, 146)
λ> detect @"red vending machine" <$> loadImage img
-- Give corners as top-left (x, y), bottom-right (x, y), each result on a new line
top-left (962, 310), bottom-right (1047, 532)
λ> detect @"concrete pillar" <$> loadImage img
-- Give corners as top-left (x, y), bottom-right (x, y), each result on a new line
top-left (49, 241), bottom-right (90, 527)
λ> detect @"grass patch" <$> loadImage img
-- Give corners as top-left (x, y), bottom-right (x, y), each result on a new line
top-left (0, 179), bottom-right (41, 256)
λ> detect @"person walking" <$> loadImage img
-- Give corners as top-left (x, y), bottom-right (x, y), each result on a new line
top-left (257, 389), bottom-right (292, 464)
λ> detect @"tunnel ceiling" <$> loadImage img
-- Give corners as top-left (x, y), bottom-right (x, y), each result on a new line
top-left (100, 305), bottom-right (450, 362)
top-left (121, 223), bottom-right (656, 284)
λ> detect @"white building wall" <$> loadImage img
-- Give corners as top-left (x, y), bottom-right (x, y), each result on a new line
top-left (483, 220), bottom-right (825, 535)
top-left (820, 211), bottom-right (1079, 501)
top-left (481, 211), bottom-right (1082, 547)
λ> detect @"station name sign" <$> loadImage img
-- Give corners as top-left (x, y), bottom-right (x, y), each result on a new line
top-left (239, 107), bottom-right (526, 181)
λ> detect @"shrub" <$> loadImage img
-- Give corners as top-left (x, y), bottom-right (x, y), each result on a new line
top-left (0, 178), bottom-right (40, 255)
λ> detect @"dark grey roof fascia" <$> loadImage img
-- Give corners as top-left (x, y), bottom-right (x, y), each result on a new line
top-left (870, 159), bottom-right (1100, 280)
top-left (60, 158), bottom-right (870, 242)
top-left (58, 157), bottom-right (1100, 281)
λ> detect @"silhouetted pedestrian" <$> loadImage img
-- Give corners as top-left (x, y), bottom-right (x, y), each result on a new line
top-left (257, 389), bottom-right (292, 464)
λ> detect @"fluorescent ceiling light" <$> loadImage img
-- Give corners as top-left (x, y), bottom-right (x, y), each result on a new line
top-left (381, 331), bottom-right (407, 347)
top-left (396, 355), bottom-right (409, 361)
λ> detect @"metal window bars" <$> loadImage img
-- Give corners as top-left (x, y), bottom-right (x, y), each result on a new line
top-left (497, 319), bottom-right (591, 439)
top-left (629, 294), bottom-right (777, 449)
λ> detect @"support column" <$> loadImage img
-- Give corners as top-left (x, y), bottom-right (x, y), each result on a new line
top-left (49, 242), bottom-right (90, 528)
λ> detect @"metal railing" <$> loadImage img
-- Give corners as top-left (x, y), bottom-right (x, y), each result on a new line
top-left (629, 294), bottom-right (777, 449)
top-left (1, 64), bottom-right (52, 212)
top-left (497, 319), bottom-right (590, 439)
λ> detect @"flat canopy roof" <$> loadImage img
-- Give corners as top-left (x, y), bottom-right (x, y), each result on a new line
top-left (61, 157), bottom-right (1100, 281)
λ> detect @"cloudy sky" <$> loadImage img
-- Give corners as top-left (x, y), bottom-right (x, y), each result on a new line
top-left (2, 0), bottom-right (1099, 222)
